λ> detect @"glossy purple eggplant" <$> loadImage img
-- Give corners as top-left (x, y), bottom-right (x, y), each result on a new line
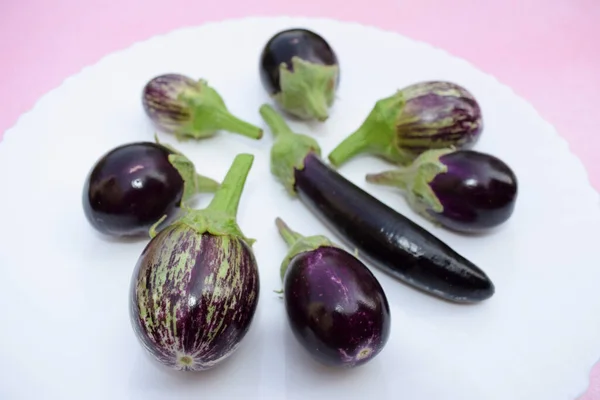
top-left (130, 154), bottom-right (260, 371)
top-left (275, 218), bottom-right (390, 368)
top-left (328, 81), bottom-right (482, 167)
top-left (259, 28), bottom-right (339, 121)
top-left (82, 139), bottom-right (219, 238)
top-left (142, 73), bottom-right (263, 140)
top-left (259, 104), bottom-right (494, 303)
top-left (366, 148), bottom-right (518, 232)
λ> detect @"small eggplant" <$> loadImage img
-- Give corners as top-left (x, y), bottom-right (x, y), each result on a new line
top-left (129, 153), bottom-right (260, 371)
top-left (275, 218), bottom-right (390, 368)
top-left (82, 137), bottom-right (219, 237)
top-left (142, 73), bottom-right (263, 140)
top-left (328, 81), bottom-right (482, 167)
top-left (259, 104), bottom-right (494, 303)
top-left (366, 148), bottom-right (518, 233)
top-left (259, 28), bottom-right (339, 121)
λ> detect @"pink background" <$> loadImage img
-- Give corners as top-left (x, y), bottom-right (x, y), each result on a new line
top-left (1, 0), bottom-right (599, 398)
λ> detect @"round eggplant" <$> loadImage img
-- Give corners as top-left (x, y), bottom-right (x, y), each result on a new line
top-left (259, 28), bottom-right (339, 121)
top-left (142, 73), bottom-right (263, 140)
top-left (82, 140), bottom-right (219, 238)
top-left (328, 81), bottom-right (482, 167)
top-left (366, 148), bottom-right (518, 232)
top-left (130, 153), bottom-right (260, 371)
top-left (275, 218), bottom-right (390, 368)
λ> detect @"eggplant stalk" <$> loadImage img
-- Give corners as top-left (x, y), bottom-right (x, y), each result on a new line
top-left (328, 92), bottom-right (409, 166)
top-left (154, 134), bottom-right (220, 205)
top-left (259, 104), bottom-right (321, 195)
top-left (180, 80), bottom-right (263, 140)
top-left (366, 148), bottom-right (453, 217)
top-left (275, 57), bottom-right (338, 121)
top-left (150, 153), bottom-right (255, 245)
top-left (275, 217), bottom-right (334, 280)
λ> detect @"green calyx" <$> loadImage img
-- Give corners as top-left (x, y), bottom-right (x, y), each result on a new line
top-left (154, 134), bottom-right (220, 207)
top-left (365, 148), bottom-right (455, 219)
top-left (327, 90), bottom-right (414, 167)
top-left (174, 79), bottom-right (263, 141)
top-left (275, 217), bottom-right (336, 282)
top-left (259, 104), bottom-right (322, 195)
top-left (150, 153), bottom-right (256, 247)
top-left (274, 57), bottom-right (338, 122)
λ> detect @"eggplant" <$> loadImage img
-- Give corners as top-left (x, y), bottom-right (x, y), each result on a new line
top-left (275, 217), bottom-right (390, 368)
top-left (366, 148), bottom-right (518, 233)
top-left (142, 73), bottom-right (263, 140)
top-left (129, 153), bottom-right (260, 371)
top-left (328, 81), bottom-right (482, 167)
top-left (259, 28), bottom-right (339, 121)
top-left (82, 138), bottom-right (219, 237)
top-left (259, 104), bottom-right (494, 303)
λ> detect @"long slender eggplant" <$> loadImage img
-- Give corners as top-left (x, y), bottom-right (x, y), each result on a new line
top-left (129, 154), bottom-right (260, 371)
top-left (275, 217), bottom-right (390, 368)
top-left (259, 104), bottom-right (494, 303)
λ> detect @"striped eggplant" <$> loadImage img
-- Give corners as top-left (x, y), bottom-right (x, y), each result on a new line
top-left (275, 218), bottom-right (390, 368)
top-left (129, 153), bottom-right (260, 371)
top-left (142, 73), bottom-right (263, 141)
top-left (327, 81), bottom-right (482, 167)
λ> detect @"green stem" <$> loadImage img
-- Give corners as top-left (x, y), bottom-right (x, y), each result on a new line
top-left (327, 91), bottom-right (412, 167)
top-left (259, 104), bottom-right (294, 138)
top-left (194, 174), bottom-right (220, 193)
top-left (275, 217), bottom-right (335, 282)
top-left (365, 168), bottom-right (413, 191)
top-left (327, 127), bottom-right (371, 167)
top-left (258, 104), bottom-right (322, 195)
top-left (161, 137), bottom-right (221, 205)
top-left (275, 217), bottom-right (304, 247)
top-left (274, 56), bottom-right (338, 121)
top-left (178, 80), bottom-right (263, 140)
top-left (206, 153), bottom-right (254, 218)
top-left (304, 90), bottom-right (329, 122)
top-left (211, 109), bottom-right (264, 139)
top-left (366, 148), bottom-right (453, 217)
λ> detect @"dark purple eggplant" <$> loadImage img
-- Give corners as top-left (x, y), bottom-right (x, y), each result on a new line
top-left (82, 138), bottom-right (219, 238)
top-left (328, 81), bottom-right (482, 167)
top-left (259, 28), bottom-right (339, 121)
top-left (129, 153), bottom-right (259, 371)
top-left (142, 73), bottom-right (263, 140)
top-left (366, 148), bottom-right (518, 233)
top-left (275, 217), bottom-right (390, 368)
top-left (259, 104), bottom-right (494, 303)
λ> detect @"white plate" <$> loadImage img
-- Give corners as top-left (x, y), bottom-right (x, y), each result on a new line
top-left (1, 16), bottom-right (599, 400)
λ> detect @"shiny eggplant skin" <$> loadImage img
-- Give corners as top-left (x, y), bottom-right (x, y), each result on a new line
top-left (294, 153), bottom-right (495, 303)
top-left (130, 224), bottom-right (260, 370)
top-left (284, 246), bottom-right (390, 368)
top-left (430, 150), bottom-right (518, 232)
top-left (82, 142), bottom-right (184, 237)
